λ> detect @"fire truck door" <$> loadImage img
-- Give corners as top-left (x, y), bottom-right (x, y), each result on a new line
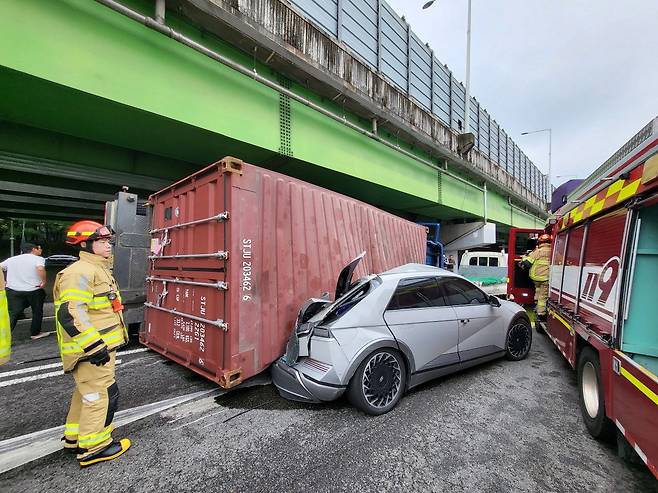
top-left (613, 203), bottom-right (658, 473)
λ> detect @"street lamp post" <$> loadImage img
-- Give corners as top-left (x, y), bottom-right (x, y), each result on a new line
top-left (521, 128), bottom-right (552, 204)
top-left (423, 0), bottom-right (472, 133)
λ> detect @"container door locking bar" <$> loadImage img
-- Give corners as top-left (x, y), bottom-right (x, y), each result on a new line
top-left (144, 302), bottom-right (228, 331)
top-left (148, 251), bottom-right (229, 260)
top-left (147, 277), bottom-right (228, 291)
top-left (150, 211), bottom-right (229, 233)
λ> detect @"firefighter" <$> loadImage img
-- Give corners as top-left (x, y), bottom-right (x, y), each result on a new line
top-left (54, 220), bottom-right (131, 467)
top-left (520, 233), bottom-right (552, 320)
top-left (0, 273), bottom-right (11, 365)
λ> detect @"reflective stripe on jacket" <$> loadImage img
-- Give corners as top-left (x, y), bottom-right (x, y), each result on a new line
top-left (53, 251), bottom-right (127, 372)
top-left (522, 243), bottom-right (551, 282)
top-left (0, 286), bottom-right (10, 365)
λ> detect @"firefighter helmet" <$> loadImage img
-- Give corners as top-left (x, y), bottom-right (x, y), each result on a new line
top-left (65, 221), bottom-right (114, 246)
top-left (538, 233), bottom-right (552, 244)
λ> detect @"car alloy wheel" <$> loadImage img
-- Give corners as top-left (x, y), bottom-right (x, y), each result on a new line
top-left (361, 352), bottom-right (402, 409)
top-left (505, 319), bottom-right (532, 361)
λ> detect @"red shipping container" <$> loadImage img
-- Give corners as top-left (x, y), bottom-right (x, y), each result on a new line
top-left (141, 158), bottom-right (426, 388)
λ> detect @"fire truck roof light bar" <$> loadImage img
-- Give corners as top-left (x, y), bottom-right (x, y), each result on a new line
top-left (144, 302), bottom-right (228, 331)
top-left (148, 251), bottom-right (228, 260)
top-left (150, 212), bottom-right (229, 233)
top-left (147, 277), bottom-right (228, 290)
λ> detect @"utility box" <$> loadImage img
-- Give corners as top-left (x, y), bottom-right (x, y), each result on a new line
top-left (141, 158), bottom-right (426, 388)
top-left (105, 191), bottom-right (151, 332)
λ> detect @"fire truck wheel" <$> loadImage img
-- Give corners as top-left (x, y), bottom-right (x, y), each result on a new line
top-left (505, 316), bottom-right (532, 361)
top-left (577, 347), bottom-right (614, 440)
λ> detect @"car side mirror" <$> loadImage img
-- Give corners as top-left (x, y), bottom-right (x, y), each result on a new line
top-left (488, 295), bottom-right (501, 307)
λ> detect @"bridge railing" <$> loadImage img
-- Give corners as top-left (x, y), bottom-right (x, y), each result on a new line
top-left (228, 0), bottom-right (545, 209)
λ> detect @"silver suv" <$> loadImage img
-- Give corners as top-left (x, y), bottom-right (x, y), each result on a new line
top-left (272, 254), bottom-right (532, 415)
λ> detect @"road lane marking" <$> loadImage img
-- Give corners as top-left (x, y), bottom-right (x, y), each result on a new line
top-left (0, 360), bottom-right (123, 387)
top-left (0, 348), bottom-right (148, 379)
top-left (117, 347), bottom-right (150, 357)
top-left (0, 389), bottom-right (223, 474)
top-left (0, 361), bottom-right (65, 378)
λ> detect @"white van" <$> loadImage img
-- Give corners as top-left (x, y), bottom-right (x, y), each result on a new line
top-left (458, 250), bottom-right (508, 296)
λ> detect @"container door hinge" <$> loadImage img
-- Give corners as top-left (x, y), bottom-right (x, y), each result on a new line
top-left (156, 281), bottom-right (168, 307)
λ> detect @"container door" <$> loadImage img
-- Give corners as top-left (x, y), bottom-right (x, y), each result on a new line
top-left (143, 167), bottom-right (229, 384)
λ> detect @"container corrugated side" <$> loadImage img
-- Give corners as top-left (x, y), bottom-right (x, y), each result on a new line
top-left (142, 157), bottom-right (426, 387)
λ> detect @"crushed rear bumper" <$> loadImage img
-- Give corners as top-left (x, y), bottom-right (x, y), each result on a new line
top-left (272, 358), bottom-right (345, 403)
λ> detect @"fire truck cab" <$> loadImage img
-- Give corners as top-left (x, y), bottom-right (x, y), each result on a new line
top-left (510, 117), bottom-right (658, 478)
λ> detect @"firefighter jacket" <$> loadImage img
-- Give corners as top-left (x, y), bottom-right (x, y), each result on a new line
top-left (0, 275), bottom-right (10, 365)
top-left (54, 251), bottom-right (127, 372)
top-left (522, 243), bottom-right (551, 282)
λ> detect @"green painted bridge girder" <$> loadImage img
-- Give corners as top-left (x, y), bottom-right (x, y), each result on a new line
top-left (0, 0), bottom-right (543, 228)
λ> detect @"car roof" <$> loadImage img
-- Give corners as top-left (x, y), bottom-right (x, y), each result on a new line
top-left (379, 263), bottom-right (460, 280)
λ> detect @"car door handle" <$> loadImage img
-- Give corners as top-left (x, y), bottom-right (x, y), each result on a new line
top-left (460, 319), bottom-right (470, 324)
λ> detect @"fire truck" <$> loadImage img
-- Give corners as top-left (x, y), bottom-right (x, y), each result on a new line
top-left (509, 116), bottom-right (658, 478)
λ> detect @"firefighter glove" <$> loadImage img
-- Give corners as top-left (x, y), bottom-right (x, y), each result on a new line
top-left (89, 346), bottom-right (110, 366)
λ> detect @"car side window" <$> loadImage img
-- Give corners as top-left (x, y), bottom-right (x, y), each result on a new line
top-left (490, 257), bottom-right (499, 267)
top-left (439, 278), bottom-right (488, 306)
top-left (478, 257), bottom-right (487, 266)
top-left (387, 277), bottom-right (446, 310)
top-left (469, 257), bottom-right (477, 266)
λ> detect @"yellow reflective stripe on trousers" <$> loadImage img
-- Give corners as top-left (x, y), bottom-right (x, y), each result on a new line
top-left (78, 425), bottom-right (113, 448)
top-left (65, 423), bottom-right (80, 437)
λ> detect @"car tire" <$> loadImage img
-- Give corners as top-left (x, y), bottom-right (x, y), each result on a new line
top-left (577, 347), bottom-right (614, 440)
top-left (347, 348), bottom-right (406, 416)
top-left (505, 316), bottom-right (532, 361)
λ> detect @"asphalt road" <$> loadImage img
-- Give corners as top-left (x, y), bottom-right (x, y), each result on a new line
top-left (1, 326), bottom-right (655, 492)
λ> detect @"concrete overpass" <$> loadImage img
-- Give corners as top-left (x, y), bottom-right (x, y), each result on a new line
top-left (0, 0), bottom-right (548, 231)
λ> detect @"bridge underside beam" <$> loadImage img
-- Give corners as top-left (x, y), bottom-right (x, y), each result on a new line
top-left (0, 0), bottom-right (543, 228)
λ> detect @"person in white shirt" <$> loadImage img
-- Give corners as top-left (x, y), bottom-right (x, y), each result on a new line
top-left (0, 242), bottom-right (51, 340)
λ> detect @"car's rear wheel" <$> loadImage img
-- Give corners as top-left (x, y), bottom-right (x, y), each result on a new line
top-left (577, 347), bottom-right (614, 440)
top-left (505, 317), bottom-right (532, 361)
top-left (347, 349), bottom-right (406, 415)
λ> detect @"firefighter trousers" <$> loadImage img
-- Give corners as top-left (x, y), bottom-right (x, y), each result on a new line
top-left (534, 281), bottom-right (549, 316)
top-left (63, 351), bottom-right (119, 459)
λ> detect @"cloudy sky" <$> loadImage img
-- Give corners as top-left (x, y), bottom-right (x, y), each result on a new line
top-left (387, 0), bottom-right (658, 187)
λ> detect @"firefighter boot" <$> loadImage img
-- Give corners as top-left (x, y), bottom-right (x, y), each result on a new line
top-left (62, 437), bottom-right (80, 454)
top-left (78, 438), bottom-right (131, 468)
